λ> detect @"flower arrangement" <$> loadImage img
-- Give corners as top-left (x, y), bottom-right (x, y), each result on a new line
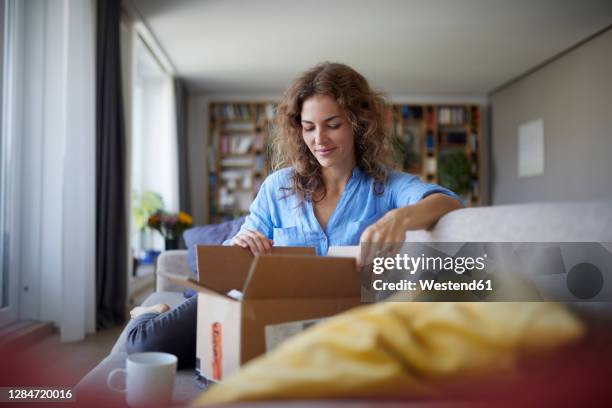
top-left (148, 210), bottom-right (194, 240)
top-left (132, 191), bottom-right (164, 230)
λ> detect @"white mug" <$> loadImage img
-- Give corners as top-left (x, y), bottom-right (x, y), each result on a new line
top-left (107, 352), bottom-right (177, 408)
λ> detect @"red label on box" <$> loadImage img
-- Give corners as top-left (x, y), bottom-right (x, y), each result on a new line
top-left (211, 322), bottom-right (223, 380)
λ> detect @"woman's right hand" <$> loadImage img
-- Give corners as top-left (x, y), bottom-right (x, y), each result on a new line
top-left (231, 229), bottom-right (274, 256)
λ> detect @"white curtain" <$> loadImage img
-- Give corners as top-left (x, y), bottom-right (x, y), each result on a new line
top-left (60, 0), bottom-right (97, 341)
top-left (14, 0), bottom-right (96, 341)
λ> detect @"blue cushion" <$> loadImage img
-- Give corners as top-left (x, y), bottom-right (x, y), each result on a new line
top-left (182, 216), bottom-right (246, 275)
top-left (183, 289), bottom-right (198, 298)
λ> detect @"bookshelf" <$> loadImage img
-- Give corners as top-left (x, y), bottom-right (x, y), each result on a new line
top-left (390, 104), bottom-right (482, 206)
top-left (208, 102), bottom-right (276, 223)
top-left (207, 102), bottom-right (482, 222)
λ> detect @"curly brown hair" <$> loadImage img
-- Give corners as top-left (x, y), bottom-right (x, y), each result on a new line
top-left (271, 62), bottom-right (395, 201)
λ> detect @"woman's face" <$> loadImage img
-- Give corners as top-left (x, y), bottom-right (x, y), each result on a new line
top-left (301, 94), bottom-right (356, 171)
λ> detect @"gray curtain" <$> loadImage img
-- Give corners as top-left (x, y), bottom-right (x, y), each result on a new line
top-left (175, 78), bottom-right (192, 218)
top-left (95, 0), bottom-right (127, 329)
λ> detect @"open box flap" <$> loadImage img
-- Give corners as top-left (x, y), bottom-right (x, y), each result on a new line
top-left (196, 245), bottom-right (315, 294)
top-left (242, 254), bottom-right (360, 299)
top-left (159, 272), bottom-right (235, 301)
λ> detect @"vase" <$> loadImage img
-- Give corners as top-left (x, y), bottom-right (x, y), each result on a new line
top-left (165, 238), bottom-right (179, 250)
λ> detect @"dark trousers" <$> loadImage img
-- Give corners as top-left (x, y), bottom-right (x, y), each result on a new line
top-left (125, 295), bottom-right (198, 369)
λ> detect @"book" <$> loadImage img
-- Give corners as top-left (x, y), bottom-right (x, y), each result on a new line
top-left (253, 176), bottom-right (263, 194)
top-left (232, 136), bottom-right (253, 154)
top-left (438, 107), bottom-right (467, 125)
top-left (265, 104), bottom-right (276, 120)
top-left (426, 108), bottom-right (435, 128)
top-left (426, 132), bottom-right (435, 150)
top-left (255, 154), bottom-right (265, 172)
top-left (254, 132), bottom-right (264, 150)
top-left (426, 157), bottom-right (437, 174)
top-left (471, 107), bottom-right (479, 129)
top-left (470, 133), bottom-right (478, 151)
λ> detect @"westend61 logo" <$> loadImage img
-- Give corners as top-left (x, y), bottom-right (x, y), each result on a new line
top-left (361, 242), bottom-right (612, 302)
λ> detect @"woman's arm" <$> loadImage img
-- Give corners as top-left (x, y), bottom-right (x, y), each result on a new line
top-left (359, 193), bottom-right (462, 264)
top-left (393, 192), bottom-right (463, 231)
top-left (223, 176), bottom-right (275, 255)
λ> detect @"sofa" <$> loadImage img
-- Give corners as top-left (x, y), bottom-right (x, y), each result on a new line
top-left (76, 199), bottom-right (612, 406)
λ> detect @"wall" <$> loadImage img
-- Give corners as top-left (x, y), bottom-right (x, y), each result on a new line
top-left (186, 94), bottom-right (209, 225)
top-left (490, 28), bottom-right (612, 204)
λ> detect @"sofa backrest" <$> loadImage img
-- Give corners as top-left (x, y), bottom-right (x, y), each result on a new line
top-left (410, 200), bottom-right (612, 242)
top-left (410, 200), bottom-right (612, 318)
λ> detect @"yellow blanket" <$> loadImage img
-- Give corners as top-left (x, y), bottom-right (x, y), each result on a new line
top-left (195, 301), bottom-right (584, 405)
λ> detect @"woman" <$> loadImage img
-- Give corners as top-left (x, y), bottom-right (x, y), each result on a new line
top-left (127, 62), bottom-right (462, 367)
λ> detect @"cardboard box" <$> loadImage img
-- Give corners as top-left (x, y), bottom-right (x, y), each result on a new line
top-left (168, 245), bottom-right (361, 382)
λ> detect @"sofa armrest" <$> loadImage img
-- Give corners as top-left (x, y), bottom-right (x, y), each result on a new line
top-left (156, 249), bottom-right (192, 292)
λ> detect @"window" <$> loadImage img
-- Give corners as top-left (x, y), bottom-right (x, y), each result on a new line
top-left (129, 30), bottom-right (178, 260)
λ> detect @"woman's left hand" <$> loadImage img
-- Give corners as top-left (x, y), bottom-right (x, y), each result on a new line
top-left (357, 193), bottom-right (463, 267)
top-left (358, 208), bottom-right (406, 267)
top-left (360, 208), bottom-right (408, 244)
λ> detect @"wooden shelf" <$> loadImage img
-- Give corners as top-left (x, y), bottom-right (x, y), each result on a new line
top-left (220, 153), bottom-right (253, 158)
top-left (390, 103), bottom-right (482, 206)
top-left (220, 129), bottom-right (259, 134)
top-left (220, 118), bottom-right (254, 123)
top-left (208, 101), bottom-right (276, 222)
top-left (437, 123), bottom-right (469, 128)
top-left (208, 101), bottom-right (482, 222)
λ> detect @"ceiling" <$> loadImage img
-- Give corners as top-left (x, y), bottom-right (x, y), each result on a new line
top-left (129, 0), bottom-right (612, 97)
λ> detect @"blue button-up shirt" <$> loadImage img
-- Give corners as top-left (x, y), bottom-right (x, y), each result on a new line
top-left (224, 167), bottom-right (458, 255)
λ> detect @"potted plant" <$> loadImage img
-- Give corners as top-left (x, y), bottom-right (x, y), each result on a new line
top-left (438, 149), bottom-right (471, 197)
top-left (131, 191), bottom-right (165, 264)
